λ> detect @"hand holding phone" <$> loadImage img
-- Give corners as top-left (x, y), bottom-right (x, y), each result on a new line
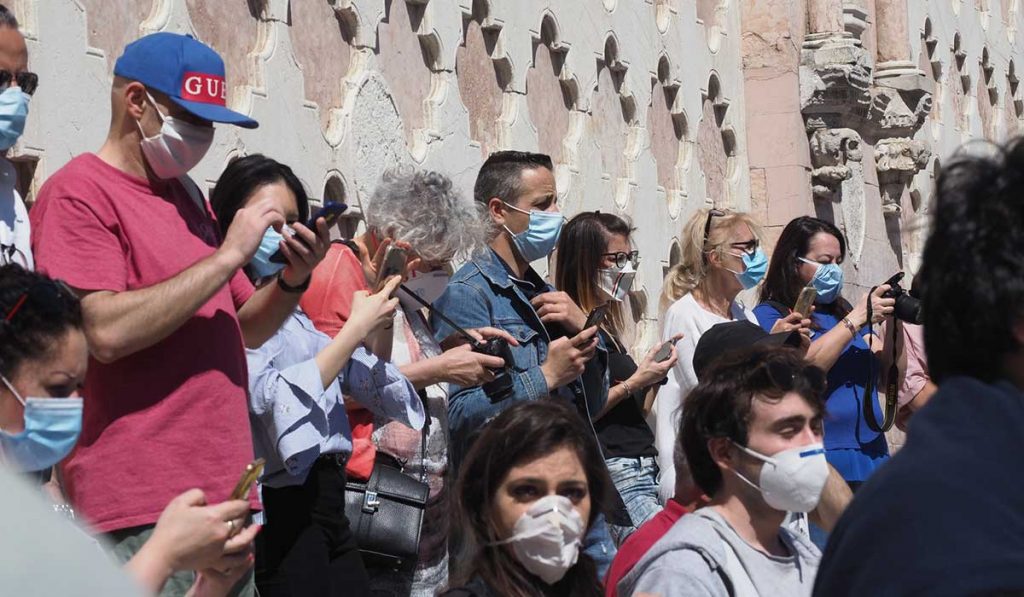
top-left (269, 201), bottom-right (348, 264)
top-left (793, 286), bottom-right (817, 317)
top-left (230, 458), bottom-right (265, 501)
top-left (583, 304), bottom-right (610, 330)
top-left (654, 340), bottom-right (675, 363)
top-left (375, 246), bottom-right (409, 293)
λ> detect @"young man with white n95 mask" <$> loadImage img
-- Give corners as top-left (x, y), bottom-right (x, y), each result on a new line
top-left (619, 347), bottom-right (827, 597)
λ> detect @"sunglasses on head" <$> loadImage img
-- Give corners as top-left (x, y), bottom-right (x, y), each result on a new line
top-left (0, 70), bottom-right (38, 96)
top-left (702, 209), bottom-right (726, 248)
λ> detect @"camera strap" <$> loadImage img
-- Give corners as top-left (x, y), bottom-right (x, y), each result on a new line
top-left (863, 287), bottom-right (899, 433)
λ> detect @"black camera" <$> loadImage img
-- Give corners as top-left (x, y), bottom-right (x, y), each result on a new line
top-left (475, 337), bottom-right (516, 401)
top-left (881, 272), bottom-right (923, 325)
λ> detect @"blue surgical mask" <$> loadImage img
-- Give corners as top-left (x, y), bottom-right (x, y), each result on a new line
top-left (800, 257), bottom-right (844, 304)
top-left (250, 226), bottom-right (287, 279)
top-left (0, 375), bottom-right (82, 472)
top-left (0, 86), bottom-right (30, 150)
top-left (502, 202), bottom-right (565, 262)
top-left (727, 248), bottom-right (768, 290)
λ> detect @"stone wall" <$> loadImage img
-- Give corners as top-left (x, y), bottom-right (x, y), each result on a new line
top-left (6, 0), bottom-right (1024, 353)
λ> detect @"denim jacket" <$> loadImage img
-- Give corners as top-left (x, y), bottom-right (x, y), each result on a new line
top-left (431, 248), bottom-right (608, 467)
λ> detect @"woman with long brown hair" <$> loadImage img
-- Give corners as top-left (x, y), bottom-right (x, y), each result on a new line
top-left (443, 400), bottom-right (611, 597)
top-left (553, 211), bottom-right (679, 544)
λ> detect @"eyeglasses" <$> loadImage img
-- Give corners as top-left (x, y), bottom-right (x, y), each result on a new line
top-left (0, 244), bottom-right (28, 267)
top-left (2, 279), bottom-right (74, 324)
top-left (601, 250), bottom-right (640, 269)
top-left (728, 239), bottom-right (760, 256)
top-left (0, 70), bottom-right (39, 96)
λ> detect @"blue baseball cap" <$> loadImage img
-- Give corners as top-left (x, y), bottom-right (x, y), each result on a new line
top-left (114, 32), bottom-right (258, 129)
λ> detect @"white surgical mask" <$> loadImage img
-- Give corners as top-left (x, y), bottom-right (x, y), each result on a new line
top-left (137, 92), bottom-right (215, 179)
top-left (489, 494), bottom-right (585, 584)
top-left (399, 268), bottom-right (450, 312)
top-left (597, 262), bottom-right (636, 302)
top-left (731, 441), bottom-right (828, 513)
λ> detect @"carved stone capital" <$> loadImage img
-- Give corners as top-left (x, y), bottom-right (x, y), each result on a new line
top-left (799, 37), bottom-right (872, 126)
top-left (809, 128), bottom-right (862, 200)
top-left (875, 137), bottom-right (931, 216)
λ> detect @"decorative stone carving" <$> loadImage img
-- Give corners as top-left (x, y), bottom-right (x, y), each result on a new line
top-left (809, 128), bottom-right (861, 201)
top-left (875, 137), bottom-right (931, 217)
top-left (799, 38), bottom-right (872, 129)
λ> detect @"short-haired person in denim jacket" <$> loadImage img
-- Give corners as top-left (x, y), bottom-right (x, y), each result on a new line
top-left (431, 151), bottom-right (614, 575)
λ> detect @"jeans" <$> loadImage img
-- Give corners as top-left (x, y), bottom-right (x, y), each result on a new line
top-left (582, 513), bottom-right (617, 580)
top-left (605, 456), bottom-right (662, 545)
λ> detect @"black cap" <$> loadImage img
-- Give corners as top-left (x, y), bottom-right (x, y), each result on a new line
top-left (692, 320), bottom-right (802, 381)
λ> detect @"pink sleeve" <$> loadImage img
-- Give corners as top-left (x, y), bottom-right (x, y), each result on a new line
top-left (32, 196), bottom-right (128, 292)
top-left (228, 268), bottom-right (255, 310)
top-left (899, 324), bottom-right (929, 406)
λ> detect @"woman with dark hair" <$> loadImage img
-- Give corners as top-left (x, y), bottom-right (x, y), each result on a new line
top-left (210, 155), bottom-right (426, 596)
top-left (0, 264), bottom-right (259, 596)
top-left (755, 216), bottom-right (895, 489)
top-left (444, 400), bottom-right (611, 597)
top-left (554, 212), bottom-right (679, 544)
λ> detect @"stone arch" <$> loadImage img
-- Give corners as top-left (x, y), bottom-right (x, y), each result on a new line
top-left (323, 173), bottom-right (362, 239)
top-left (587, 34), bottom-right (639, 207)
top-left (78, 0), bottom-right (153, 72)
top-left (697, 72), bottom-right (734, 207)
top-left (648, 55), bottom-right (691, 217)
top-left (376, 0), bottom-right (446, 161)
top-left (185, 0), bottom-right (265, 111)
top-left (979, 47), bottom-right (998, 139)
top-left (526, 13), bottom-right (579, 165)
top-left (950, 33), bottom-right (971, 134)
top-left (1005, 60), bottom-right (1023, 138)
top-left (655, 0), bottom-right (676, 33)
top-left (456, 0), bottom-right (513, 155)
top-left (1006, 0), bottom-right (1020, 41)
top-left (697, 0), bottom-right (728, 49)
top-left (289, 0), bottom-right (358, 138)
top-left (920, 18), bottom-right (943, 138)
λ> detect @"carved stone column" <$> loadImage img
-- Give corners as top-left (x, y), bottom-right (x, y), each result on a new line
top-left (804, 0), bottom-right (855, 49)
top-left (874, 0), bottom-right (924, 81)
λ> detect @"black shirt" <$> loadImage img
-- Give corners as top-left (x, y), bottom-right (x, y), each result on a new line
top-left (590, 330), bottom-right (657, 459)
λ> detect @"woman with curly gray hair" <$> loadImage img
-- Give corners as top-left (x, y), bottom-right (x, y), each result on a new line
top-left (301, 167), bottom-right (518, 596)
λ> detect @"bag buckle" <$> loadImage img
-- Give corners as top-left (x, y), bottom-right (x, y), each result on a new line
top-left (362, 490), bottom-right (380, 514)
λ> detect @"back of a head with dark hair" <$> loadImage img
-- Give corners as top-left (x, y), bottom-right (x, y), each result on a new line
top-left (919, 138), bottom-right (1024, 382)
top-left (681, 346), bottom-right (826, 497)
top-left (0, 264), bottom-right (82, 378)
top-left (455, 399), bottom-right (607, 597)
top-left (210, 154), bottom-right (310, 238)
top-left (0, 5), bottom-right (19, 30)
top-left (760, 216), bottom-right (848, 316)
top-left (555, 211), bottom-right (633, 337)
top-left (473, 150), bottom-right (554, 208)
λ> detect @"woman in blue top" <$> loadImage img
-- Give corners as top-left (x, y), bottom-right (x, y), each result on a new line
top-left (754, 216), bottom-right (896, 489)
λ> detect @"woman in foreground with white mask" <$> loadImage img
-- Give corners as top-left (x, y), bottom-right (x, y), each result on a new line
top-left (0, 264), bottom-right (258, 596)
top-left (444, 399), bottom-right (611, 597)
top-left (553, 212), bottom-right (680, 545)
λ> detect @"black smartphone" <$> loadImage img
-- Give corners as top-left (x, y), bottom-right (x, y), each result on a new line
top-left (583, 304), bottom-right (610, 330)
top-left (269, 201), bottom-right (348, 264)
top-left (375, 246), bottom-right (408, 293)
top-left (654, 340), bottom-right (674, 363)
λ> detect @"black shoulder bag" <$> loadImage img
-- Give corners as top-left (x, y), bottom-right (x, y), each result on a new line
top-left (344, 398), bottom-right (430, 570)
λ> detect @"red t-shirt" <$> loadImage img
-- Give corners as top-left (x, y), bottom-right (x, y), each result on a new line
top-left (30, 153), bottom-right (257, 533)
top-left (604, 499), bottom-right (690, 597)
top-left (300, 242), bottom-right (376, 480)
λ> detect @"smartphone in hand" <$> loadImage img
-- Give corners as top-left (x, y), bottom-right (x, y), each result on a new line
top-left (583, 304), bottom-right (610, 330)
top-left (793, 286), bottom-right (817, 316)
top-left (654, 340), bottom-right (674, 363)
top-left (230, 458), bottom-right (265, 501)
top-left (269, 201), bottom-right (348, 264)
top-left (375, 245), bottom-right (409, 293)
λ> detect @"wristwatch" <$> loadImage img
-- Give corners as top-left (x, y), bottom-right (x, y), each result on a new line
top-left (277, 274), bottom-right (311, 294)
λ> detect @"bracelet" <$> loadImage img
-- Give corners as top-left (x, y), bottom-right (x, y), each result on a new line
top-left (841, 317), bottom-right (857, 337)
top-left (619, 380), bottom-right (634, 396)
top-left (277, 274), bottom-right (311, 294)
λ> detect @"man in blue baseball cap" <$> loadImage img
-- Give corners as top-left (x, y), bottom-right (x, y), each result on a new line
top-left (30, 32), bottom-right (330, 596)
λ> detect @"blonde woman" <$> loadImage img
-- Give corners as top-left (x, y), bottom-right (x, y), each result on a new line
top-left (654, 208), bottom-right (802, 502)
